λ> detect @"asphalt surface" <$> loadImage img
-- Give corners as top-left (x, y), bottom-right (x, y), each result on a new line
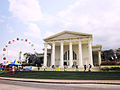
top-left (0, 79), bottom-right (120, 90)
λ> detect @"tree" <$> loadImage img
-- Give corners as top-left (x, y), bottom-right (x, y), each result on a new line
top-left (24, 53), bottom-right (43, 66)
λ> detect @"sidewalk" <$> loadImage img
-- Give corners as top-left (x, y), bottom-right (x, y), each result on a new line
top-left (0, 77), bottom-right (120, 85)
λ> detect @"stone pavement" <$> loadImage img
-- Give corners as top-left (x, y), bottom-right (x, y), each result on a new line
top-left (0, 77), bottom-right (120, 85)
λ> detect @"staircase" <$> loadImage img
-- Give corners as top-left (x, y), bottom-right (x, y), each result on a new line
top-left (32, 66), bottom-right (101, 72)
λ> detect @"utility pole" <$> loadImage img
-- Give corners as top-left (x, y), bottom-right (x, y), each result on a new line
top-left (19, 51), bottom-right (22, 64)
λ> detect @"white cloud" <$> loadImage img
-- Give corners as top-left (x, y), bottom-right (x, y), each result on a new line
top-left (44, 31), bottom-right (55, 38)
top-left (0, 19), bottom-right (4, 23)
top-left (33, 43), bottom-right (43, 53)
top-left (8, 0), bottom-right (57, 26)
top-left (8, 0), bottom-right (43, 38)
top-left (24, 23), bottom-right (41, 38)
top-left (9, 0), bottom-right (43, 23)
top-left (42, 14), bottom-right (57, 26)
top-left (57, 0), bottom-right (120, 49)
top-left (8, 0), bottom-right (120, 49)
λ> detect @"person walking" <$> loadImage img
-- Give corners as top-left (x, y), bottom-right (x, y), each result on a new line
top-left (76, 64), bottom-right (78, 71)
top-left (84, 65), bottom-right (86, 72)
top-left (12, 66), bottom-right (15, 75)
top-left (88, 64), bottom-right (92, 72)
top-left (64, 65), bottom-right (67, 71)
top-left (38, 66), bottom-right (40, 71)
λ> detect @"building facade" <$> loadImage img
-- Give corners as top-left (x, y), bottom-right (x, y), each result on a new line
top-left (43, 31), bottom-right (102, 68)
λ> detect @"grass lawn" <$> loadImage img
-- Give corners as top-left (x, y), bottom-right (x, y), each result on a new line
top-left (0, 71), bottom-right (120, 80)
top-left (0, 71), bottom-right (5, 74)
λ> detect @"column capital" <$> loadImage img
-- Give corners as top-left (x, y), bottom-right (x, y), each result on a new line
top-left (79, 39), bottom-right (82, 44)
top-left (60, 41), bottom-right (64, 45)
top-left (69, 40), bottom-right (73, 45)
top-left (88, 40), bottom-right (92, 44)
top-left (52, 41), bottom-right (55, 43)
top-left (79, 38), bottom-right (82, 42)
top-left (44, 42), bottom-right (48, 46)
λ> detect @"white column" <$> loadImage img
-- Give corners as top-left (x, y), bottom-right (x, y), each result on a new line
top-left (88, 41), bottom-right (93, 66)
top-left (98, 51), bottom-right (101, 66)
top-left (69, 40), bottom-right (73, 67)
top-left (60, 41), bottom-right (64, 68)
top-left (51, 42), bottom-right (55, 66)
top-left (50, 45), bottom-right (52, 67)
top-left (78, 39), bottom-right (83, 67)
top-left (43, 43), bottom-right (47, 67)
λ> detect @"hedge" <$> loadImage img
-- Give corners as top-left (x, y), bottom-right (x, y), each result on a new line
top-left (101, 61), bottom-right (120, 65)
top-left (101, 67), bottom-right (120, 71)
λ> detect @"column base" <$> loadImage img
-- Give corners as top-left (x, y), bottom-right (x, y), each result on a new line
top-left (59, 66), bottom-right (64, 68)
top-left (42, 66), bottom-right (47, 68)
top-left (68, 66), bottom-right (73, 68)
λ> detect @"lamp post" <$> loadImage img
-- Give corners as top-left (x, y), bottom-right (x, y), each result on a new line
top-left (19, 51), bottom-right (22, 64)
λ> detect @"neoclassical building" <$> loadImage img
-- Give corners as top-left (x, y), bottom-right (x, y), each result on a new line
top-left (43, 31), bottom-right (102, 68)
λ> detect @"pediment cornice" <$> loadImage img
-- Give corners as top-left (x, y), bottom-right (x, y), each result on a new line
top-left (44, 30), bottom-right (92, 42)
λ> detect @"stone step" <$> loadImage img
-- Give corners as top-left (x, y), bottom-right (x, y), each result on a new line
top-left (32, 67), bottom-right (100, 71)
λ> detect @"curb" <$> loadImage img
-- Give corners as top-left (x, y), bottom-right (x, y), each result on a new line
top-left (0, 77), bottom-right (120, 85)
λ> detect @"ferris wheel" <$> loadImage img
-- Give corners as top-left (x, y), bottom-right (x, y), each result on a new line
top-left (2, 38), bottom-right (36, 63)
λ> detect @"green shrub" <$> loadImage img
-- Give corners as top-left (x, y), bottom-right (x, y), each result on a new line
top-left (101, 61), bottom-right (120, 65)
top-left (101, 67), bottom-right (120, 71)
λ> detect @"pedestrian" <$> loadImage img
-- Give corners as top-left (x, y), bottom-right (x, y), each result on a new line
top-left (52, 65), bottom-right (54, 68)
top-left (43, 66), bottom-right (46, 71)
top-left (88, 64), bottom-right (92, 72)
top-left (1, 66), bottom-right (4, 71)
top-left (72, 64), bottom-right (74, 68)
top-left (38, 66), bottom-right (40, 71)
top-left (12, 66), bottom-right (15, 74)
top-left (76, 64), bottom-right (78, 71)
top-left (64, 65), bottom-right (67, 71)
top-left (84, 65), bottom-right (86, 72)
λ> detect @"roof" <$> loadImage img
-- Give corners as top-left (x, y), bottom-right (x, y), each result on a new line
top-left (44, 30), bottom-right (92, 42)
top-left (92, 45), bottom-right (102, 51)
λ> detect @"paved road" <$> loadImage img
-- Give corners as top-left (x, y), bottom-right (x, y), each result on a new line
top-left (0, 79), bottom-right (120, 90)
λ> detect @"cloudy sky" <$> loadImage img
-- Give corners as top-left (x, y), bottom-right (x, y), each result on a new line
top-left (0, 0), bottom-right (120, 63)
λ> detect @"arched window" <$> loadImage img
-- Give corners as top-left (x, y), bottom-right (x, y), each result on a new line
top-left (64, 50), bottom-right (77, 60)
top-left (73, 51), bottom-right (77, 60)
top-left (64, 52), bottom-right (67, 60)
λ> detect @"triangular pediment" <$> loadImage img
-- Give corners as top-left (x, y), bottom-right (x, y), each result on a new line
top-left (44, 31), bottom-right (92, 41)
